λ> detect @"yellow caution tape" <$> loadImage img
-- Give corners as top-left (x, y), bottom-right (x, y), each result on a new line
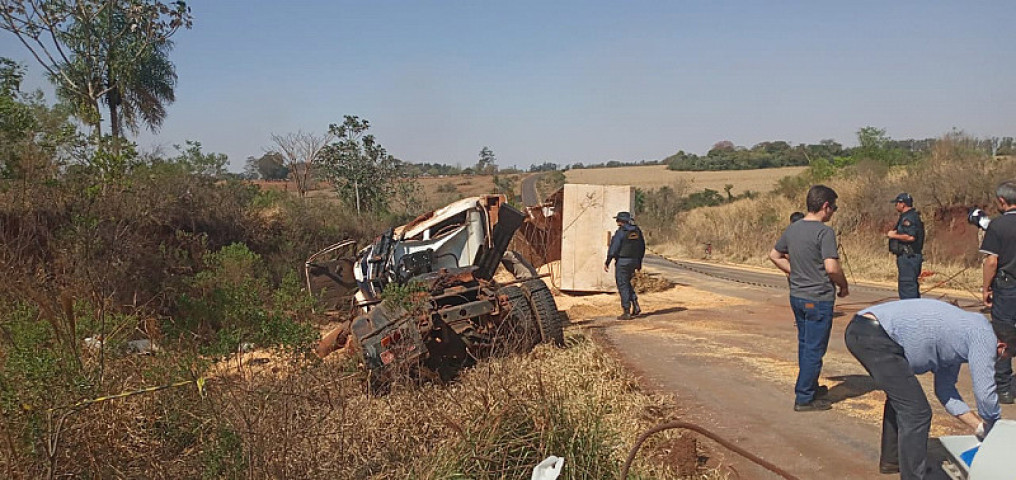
top-left (43, 377), bottom-right (207, 413)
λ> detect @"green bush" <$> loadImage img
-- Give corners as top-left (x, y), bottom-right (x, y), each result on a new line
top-left (175, 243), bottom-right (316, 355)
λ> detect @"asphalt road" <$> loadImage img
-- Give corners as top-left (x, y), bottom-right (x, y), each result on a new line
top-left (521, 172), bottom-right (543, 206)
top-left (592, 255), bottom-right (1006, 479)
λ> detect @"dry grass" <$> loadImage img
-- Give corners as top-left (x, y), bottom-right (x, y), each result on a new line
top-left (565, 165), bottom-right (808, 195)
top-left (9, 334), bottom-right (722, 479)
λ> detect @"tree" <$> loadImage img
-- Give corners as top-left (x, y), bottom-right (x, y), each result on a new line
top-left (709, 140), bottom-right (735, 156)
top-left (476, 146), bottom-right (497, 175)
top-left (854, 126), bottom-right (904, 165)
top-left (319, 115), bottom-right (415, 214)
top-left (998, 137), bottom-right (1015, 156)
top-left (269, 130), bottom-right (333, 197)
top-left (492, 174), bottom-right (517, 204)
top-left (106, 39), bottom-right (177, 138)
top-left (248, 152), bottom-right (288, 180)
top-left (529, 161), bottom-right (559, 172)
top-left (0, 0), bottom-right (192, 141)
top-left (1, 57), bottom-right (80, 180)
top-left (170, 140), bottom-right (226, 177)
top-left (0, 57), bottom-right (32, 141)
top-left (1, 57), bottom-right (34, 177)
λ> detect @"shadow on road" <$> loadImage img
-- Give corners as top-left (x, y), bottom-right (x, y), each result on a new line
top-left (643, 306), bottom-right (688, 317)
top-left (825, 374), bottom-right (877, 404)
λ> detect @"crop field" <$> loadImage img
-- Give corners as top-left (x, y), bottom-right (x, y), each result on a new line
top-left (565, 165), bottom-right (808, 194)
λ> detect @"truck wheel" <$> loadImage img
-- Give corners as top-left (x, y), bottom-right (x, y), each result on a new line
top-left (521, 279), bottom-right (564, 346)
top-left (495, 285), bottom-right (539, 355)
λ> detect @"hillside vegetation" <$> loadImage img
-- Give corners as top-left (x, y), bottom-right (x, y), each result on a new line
top-left (644, 133), bottom-right (1016, 291)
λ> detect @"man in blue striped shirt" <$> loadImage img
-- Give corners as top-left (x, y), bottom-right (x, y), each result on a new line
top-left (844, 299), bottom-right (1015, 479)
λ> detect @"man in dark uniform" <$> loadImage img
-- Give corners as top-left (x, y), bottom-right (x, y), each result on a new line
top-left (887, 193), bottom-right (925, 299)
top-left (982, 180), bottom-right (1016, 404)
top-left (604, 211), bottom-right (645, 320)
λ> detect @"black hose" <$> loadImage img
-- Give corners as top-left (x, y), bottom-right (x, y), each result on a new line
top-left (621, 421), bottom-right (801, 480)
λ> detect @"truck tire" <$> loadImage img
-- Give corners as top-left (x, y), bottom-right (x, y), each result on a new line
top-left (496, 285), bottom-right (539, 355)
top-left (521, 279), bottom-right (564, 346)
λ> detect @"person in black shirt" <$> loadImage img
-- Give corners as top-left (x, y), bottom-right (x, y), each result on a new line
top-left (604, 212), bottom-right (646, 320)
top-left (981, 180), bottom-right (1016, 404)
top-left (887, 193), bottom-right (925, 299)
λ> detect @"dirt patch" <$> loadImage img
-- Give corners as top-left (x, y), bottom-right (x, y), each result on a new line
top-left (657, 434), bottom-right (702, 476)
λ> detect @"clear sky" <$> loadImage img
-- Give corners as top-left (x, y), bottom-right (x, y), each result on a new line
top-left (3, 1), bottom-right (1014, 171)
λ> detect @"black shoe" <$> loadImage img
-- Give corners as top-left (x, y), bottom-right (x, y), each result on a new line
top-left (878, 463), bottom-right (900, 474)
top-left (793, 399), bottom-right (832, 412)
top-left (617, 312), bottom-right (631, 320)
top-left (632, 301), bottom-right (642, 317)
top-left (814, 385), bottom-right (829, 398)
top-left (1000, 390), bottom-right (1014, 404)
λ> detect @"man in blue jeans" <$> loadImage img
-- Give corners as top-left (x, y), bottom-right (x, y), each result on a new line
top-left (769, 185), bottom-right (849, 411)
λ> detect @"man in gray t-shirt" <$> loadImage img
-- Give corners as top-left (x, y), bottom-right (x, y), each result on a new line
top-left (769, 185), bottom-right (850, 411)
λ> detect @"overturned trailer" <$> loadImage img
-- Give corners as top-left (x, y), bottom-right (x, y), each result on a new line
top-left (306, 195), bottom-right (563, 380)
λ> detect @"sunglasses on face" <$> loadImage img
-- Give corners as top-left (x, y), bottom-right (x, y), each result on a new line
top-left (828, 203), bottom-right (838, 212)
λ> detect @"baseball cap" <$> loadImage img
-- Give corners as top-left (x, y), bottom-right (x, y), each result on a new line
top-left (891, 193), bottom-right (913, 206)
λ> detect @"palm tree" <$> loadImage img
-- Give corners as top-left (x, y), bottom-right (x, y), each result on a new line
top-left (105, 40), bottom-right (177, 139)
top-left (53, 7), bottom-right (178, 142)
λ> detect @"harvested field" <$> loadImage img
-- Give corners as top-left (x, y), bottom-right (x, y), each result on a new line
top-left (565, 165), bottom-right (807, 195)
top-left (418, 174), bottom-right (498, 197)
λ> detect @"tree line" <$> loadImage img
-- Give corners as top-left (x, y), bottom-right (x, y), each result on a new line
top-left (664, 128), bottom-right (1016, 171)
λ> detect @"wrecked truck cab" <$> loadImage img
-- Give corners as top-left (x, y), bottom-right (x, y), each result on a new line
top-left (308, 195), bottom-right (564, 381)
top-left (353, 195), bottom-right (505, 304)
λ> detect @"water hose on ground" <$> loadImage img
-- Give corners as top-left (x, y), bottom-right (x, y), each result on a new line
top-left (621, 421), bottom-right (801, 480)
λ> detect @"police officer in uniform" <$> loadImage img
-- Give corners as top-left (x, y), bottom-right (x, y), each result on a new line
top-left (604, 212), bottom-right (646, 320)
top-left (887, 193), bottom-right (925, 299)
top-left (982, 180), bottom-right (1016, 404)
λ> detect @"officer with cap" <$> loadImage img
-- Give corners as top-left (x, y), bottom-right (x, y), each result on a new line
top-left (604, 211), bottom-right (646, 319)
top-left (887, 193), bottom-right (925, 299)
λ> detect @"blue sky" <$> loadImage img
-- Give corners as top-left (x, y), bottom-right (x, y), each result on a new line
top-left (2, 1), bottom-right (1014, 171)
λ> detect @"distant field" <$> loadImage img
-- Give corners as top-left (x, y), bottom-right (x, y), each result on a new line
top-left (565, 165), bottom-right (807, 195)
top-left (417, 174), bottom-right (500, 198)
top-left (250, 165), bottom-right (803, 208)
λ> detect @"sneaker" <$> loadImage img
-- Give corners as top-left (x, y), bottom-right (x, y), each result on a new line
top-left (617, 313), bottom-right (631, 320)
top-left (1000, 390), bottom-right (1014, 404)
top-left (793, 399), bottom-right (832, 412)
top-left (878, 463), bottom-right (900, 474)
top-left (814, 385), bottom-right (829, 398)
